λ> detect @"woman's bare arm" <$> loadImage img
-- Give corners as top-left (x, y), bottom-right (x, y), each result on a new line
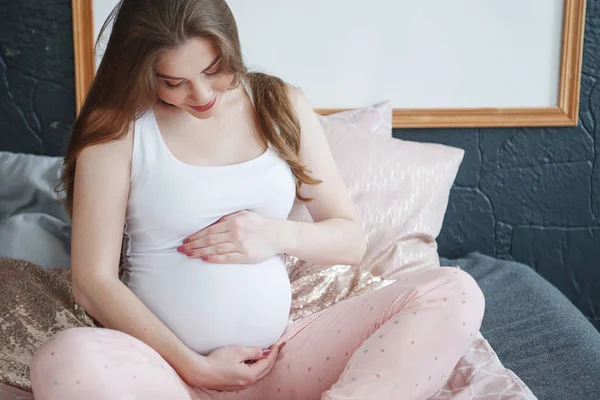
top-left (275, 85), bottom-right (367, 265)
top-left (70, 127), bottom-right (194, 373)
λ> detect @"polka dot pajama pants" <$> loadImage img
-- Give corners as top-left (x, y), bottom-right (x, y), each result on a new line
top-left (30, 266), bottom-right (485, 400)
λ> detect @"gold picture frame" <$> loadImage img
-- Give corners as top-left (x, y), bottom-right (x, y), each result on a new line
top-left (72, 0), bottom-right (587, 128)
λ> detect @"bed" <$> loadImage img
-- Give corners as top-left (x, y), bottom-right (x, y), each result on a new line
top-left (2, 140), bottom-right (600, 400)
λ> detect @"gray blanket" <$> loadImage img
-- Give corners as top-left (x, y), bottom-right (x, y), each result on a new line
top-left (442, 253), bottom-right (600, 400)
top-left (0, 152), bottom-right (70, 268)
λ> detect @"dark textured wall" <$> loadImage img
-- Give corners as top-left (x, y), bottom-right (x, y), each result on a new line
top-left (0, 0), bottom-right (76, 156)
top-left (1, 1), bottom-right (598, 329)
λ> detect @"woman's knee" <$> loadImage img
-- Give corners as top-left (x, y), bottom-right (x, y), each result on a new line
top-left (31, 328), bottom-right (191, 400)
top-left (446, 268), bottom-right (485, 322)
top-left (32, 327), bottom-right (94, 370)
top-left (30, 328), bottom-right (107, 398)
top-left (421, 267), bottom-right (486, 319)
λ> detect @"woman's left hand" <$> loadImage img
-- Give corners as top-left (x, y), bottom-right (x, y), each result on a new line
top-left (178, 210), bottom-right (282, 264)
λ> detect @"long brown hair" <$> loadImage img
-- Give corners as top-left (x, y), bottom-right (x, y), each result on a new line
top-left (58, 0), bottom-right (320, 218)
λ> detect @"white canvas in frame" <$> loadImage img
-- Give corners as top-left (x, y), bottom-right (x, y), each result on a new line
top-left (74, 0), bottom-right (586, 127)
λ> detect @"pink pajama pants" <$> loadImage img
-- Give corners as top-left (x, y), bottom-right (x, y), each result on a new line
top-left (30, 267), bottom-right (485, 400)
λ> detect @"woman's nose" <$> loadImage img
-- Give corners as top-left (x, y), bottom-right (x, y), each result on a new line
top-left (189, 80), bottom-right (214, 105)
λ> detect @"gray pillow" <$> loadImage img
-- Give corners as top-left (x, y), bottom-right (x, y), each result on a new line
top-left (0, 151), bottom-right (71, 268)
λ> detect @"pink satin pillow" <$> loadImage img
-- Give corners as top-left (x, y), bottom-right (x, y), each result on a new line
top-left (286, 102), bottom-right (396, 320)
top-left (319, 101), bottom-right (392, 137)
top-left (288, 103), bottom-right (464, 281)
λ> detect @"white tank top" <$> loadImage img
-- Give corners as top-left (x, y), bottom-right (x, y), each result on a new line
top-left (121, 82), bottom-right (295, 355)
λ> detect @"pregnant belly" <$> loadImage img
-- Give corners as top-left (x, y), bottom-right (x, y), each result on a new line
top-left (125, 254), bottom-right (292, 355)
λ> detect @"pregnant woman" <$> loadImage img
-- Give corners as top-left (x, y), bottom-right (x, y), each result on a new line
top-left (30, 1), bottom-right (485, 399)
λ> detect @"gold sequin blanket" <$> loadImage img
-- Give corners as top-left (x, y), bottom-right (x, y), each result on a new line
top-left (0, 258), bottom-right (94, 392)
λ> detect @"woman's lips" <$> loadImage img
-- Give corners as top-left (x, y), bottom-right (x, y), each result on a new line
top-left (190, 97), bottom-right (217, 112)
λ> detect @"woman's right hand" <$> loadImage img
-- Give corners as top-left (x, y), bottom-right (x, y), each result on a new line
top-left (181, 343), bottom-right (284, 391)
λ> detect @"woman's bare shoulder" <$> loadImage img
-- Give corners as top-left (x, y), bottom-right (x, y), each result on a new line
top-left (73, 123), bottom-right (135, 211)
top-left (284, 83), bottom-right (316, 123)
top-left (284, 82), bottom-right (304, 104)
top-left (77, 123), bottom-right (134, 167)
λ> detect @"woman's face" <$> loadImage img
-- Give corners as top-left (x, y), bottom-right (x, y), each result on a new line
top-left (155, 37), bottom-right (234, 119)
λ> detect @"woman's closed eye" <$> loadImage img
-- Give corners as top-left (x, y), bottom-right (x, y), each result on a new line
top-left (203, 59), bottom-right (222, 76)
top-left (164, 79), bottom-right (184, 89)
top-left (162, 60), bottom-right (222, 90)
